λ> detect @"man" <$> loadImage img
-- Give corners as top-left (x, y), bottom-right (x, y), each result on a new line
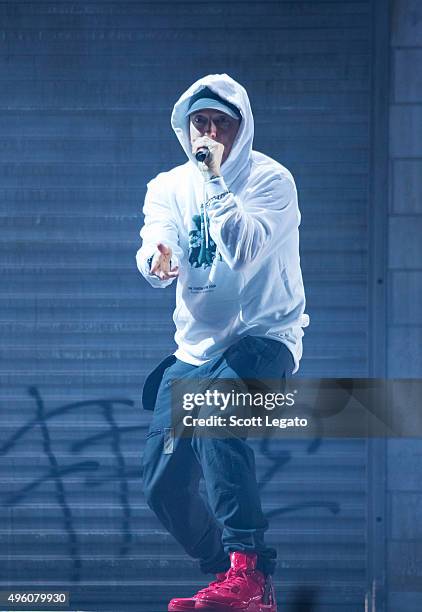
top-left (136, 74), bottom-right (308, 612)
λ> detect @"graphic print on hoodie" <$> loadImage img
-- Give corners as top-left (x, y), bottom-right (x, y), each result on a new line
top-left (188, 213), bottom-right (222, 270)
top-left (136, 74), bottom-right (309, 371)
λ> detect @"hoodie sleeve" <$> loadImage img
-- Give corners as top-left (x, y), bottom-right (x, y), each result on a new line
top-left (136, 175), bottom-right (183, 289)
top-left (203, 170), bottom-right (300, 271)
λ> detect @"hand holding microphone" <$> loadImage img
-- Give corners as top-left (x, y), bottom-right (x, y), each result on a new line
top-left (195, 148), bottom-right (210, 163)
top-left (192, 136), bottom-right (224, 179)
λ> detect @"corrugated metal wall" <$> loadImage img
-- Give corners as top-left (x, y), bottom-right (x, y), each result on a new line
top-left (387, 1), bottom-right (422, 610)
top-left (0, 1), bottom-right (383, 611)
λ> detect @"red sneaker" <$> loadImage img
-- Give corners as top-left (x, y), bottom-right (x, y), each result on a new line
top-left (168, 573), bottom-right (227, 611)
top-left (194, 552), bottom-right (277, 612)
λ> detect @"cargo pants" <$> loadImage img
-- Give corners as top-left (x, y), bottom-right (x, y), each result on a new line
top-left (141, 335), bottom-right (294, 576)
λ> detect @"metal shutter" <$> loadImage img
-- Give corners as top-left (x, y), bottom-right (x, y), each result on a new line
top-left (0, 1), bottom-right (382, 610)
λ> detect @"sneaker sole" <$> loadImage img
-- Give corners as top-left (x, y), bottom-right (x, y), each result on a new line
top-left (168, 599), bottom-right (197, 611)
top-left (195, 602), bottom-right (277, 612)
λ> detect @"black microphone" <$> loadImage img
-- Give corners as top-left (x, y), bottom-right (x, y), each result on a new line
top-left (195, 147), bottom-right (210, 163)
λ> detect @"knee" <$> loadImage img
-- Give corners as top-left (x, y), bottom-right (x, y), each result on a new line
top-left (191, 434), bottom-right (254, 473)
top-left (190, 429), bottom-right (211, 457)
top-left (190, 431), bottom-right (231, 463)
top-left (142, 455), bottom-right (182, 509)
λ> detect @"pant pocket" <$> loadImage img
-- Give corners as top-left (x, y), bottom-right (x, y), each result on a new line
top-left (244, 336), bottom-right (283, 363)
top-left (146, 428), bottom-right (162, 440)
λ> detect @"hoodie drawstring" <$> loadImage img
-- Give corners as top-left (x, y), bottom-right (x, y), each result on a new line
top-left (202, 183), bottom-right (209, 250)
top-left (202, 180), bottom-right (219, 282)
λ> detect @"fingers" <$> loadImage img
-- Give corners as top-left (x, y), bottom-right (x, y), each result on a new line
top-left (150, 250), bottom-right (164, 275)
top-left (192, 136), bottom-right (223, 156)
top-left (154, 266), bottom-right (179, 281)
top-left (198, 161), bottom-right (209, 174)
top-left (151, 243), bottom-right (171, 274)
top-left (165, 266), bottom-right (179, 279)
top-left (157, 242), bottom-right (172, 257)
top-left (150, 261), bottom-right (160, 275)
top-left (150, 245), bottom-right (179, 280)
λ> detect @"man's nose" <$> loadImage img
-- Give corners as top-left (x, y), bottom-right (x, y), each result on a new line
top-left (204, 120), bottom-right (217, 138)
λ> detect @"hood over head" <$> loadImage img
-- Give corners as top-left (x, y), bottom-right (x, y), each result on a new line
top-left (171, 74), bottom-right (254, 187)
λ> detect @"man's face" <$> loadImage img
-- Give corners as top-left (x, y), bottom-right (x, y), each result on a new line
top-left (189, 109), bottom-right (240, 164)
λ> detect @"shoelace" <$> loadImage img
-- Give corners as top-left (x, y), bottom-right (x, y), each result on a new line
top-left (197, 575), bottom-right (226, 595)
top-left (213, 569), bottom-right (254, 594)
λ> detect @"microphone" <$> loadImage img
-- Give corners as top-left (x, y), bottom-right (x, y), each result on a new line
top-left (195, 147), bottom-right (210, 163)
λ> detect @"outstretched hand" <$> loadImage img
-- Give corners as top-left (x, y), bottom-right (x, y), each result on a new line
top-left (150, 243), bottom-right (179, 280)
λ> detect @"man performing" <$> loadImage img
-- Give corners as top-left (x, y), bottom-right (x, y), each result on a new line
top-left (136, 74), bottom-right (308, 612)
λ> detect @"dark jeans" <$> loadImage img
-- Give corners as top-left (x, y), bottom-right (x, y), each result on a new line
top-left (141, 336), bottom-right (294, 576)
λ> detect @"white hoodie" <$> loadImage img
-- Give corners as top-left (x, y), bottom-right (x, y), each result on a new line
top-left (136, 74), bottom-right (309, 373)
